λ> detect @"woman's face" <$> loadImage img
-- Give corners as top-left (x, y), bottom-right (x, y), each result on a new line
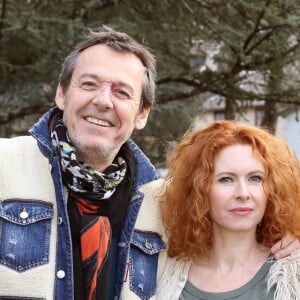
top-left (209, 144), bottom-right (268, 234)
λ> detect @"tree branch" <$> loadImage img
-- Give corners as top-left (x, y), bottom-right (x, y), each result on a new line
top-left (242, 0), bottom-right (271, 52)
top-left (0, 0), bottom-right (6, 42)
top-left (157, 77), bottom-right (201, 87)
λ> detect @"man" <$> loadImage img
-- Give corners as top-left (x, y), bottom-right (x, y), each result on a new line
top-left (0, 26), bottom-right (164, 300)
top-left (0, 26), bottom-right (298, 300)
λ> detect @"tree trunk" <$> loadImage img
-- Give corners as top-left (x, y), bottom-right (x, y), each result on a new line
top-left (224, 97), bottom-right (236, 120)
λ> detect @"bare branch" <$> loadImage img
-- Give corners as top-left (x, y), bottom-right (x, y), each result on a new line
top-left (0, 0), bottom-right (6, 41)
top-left (242, 0), bottom-right (271, 52)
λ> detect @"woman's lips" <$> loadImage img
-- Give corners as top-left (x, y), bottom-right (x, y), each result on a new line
top-left (229, 207), bottom-right (253, 216)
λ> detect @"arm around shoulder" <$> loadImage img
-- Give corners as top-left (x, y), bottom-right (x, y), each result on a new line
top-left (268, 254), bottom-right (300, 300)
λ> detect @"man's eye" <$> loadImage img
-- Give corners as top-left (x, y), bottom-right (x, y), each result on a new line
top-left (81, 81), bottom-right (97, 89)
top-left (113, 88), bottom-right (131, 99)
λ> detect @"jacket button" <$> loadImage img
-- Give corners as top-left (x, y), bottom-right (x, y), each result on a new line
top-left (20, 208), bottom-right (29, 219)
top-left (145, 239), bottom-right (153, 250)
top-left (57, 217), bottom-right (63, 225)
top-left (57, 270), bottom-right (65, 279)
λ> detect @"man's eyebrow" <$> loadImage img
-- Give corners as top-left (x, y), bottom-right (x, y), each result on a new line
top-left (78, 73), bottom-right (100, 81)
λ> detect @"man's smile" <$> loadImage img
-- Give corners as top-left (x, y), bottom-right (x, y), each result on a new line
top-left (85, 116), bottom-right (112, 127)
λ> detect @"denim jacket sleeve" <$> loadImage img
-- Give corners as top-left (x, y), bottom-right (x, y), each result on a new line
top-left (120, 179), bottom-right (168, 300)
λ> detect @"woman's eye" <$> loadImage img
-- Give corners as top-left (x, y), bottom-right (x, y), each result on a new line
top-left (250, 175), bottom-right (262, 182)
top-left (219, 177), bottom-right (233, 183)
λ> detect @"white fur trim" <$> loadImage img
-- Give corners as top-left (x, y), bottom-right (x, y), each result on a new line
top-left (134, 178), bottom-right (165, 233)
top-left (158, 255), bottom-right (300, 300)
top-left (0, 136), bottom-right (57, 299)
top-left (268, 255), bottom-right (300, 300)
top-left (157, 257), bottom-right (191, 300)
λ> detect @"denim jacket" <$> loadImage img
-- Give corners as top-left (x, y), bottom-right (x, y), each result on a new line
top-left (0, 107), bottom-right (166, 300)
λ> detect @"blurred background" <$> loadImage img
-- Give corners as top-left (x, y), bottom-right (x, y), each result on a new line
top-left (1, 0), bottom-right (300, 170)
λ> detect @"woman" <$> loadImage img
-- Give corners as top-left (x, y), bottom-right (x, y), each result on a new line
top-left (158, 120), bottom-right (300, 299)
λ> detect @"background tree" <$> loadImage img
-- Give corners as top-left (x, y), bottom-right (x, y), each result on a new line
top-left (1, 0), bottom-right (300, 166)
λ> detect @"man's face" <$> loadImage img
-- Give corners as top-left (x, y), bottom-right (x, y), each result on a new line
top-left (55, 44), bottom-right (150, 171)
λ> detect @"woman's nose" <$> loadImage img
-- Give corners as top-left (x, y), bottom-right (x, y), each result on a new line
top-left (235, 180), bottom-right (250, 201)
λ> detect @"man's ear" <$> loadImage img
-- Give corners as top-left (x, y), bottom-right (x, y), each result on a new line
top-left (55, 85), bottom-right (65, 110)
top-left (135, 105), bottom-right (151, 130)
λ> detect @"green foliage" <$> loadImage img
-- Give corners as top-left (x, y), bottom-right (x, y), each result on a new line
top-left (1, 0), bottom-right (300, 165)
top-left (133, 98), bottom-right (200, 167)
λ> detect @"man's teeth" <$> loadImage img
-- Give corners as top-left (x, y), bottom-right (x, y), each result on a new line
top-left (86, 117), bottom-right (111, 127)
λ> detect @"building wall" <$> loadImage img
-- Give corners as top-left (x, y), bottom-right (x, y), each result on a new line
top-left (280, 113), bottom-right (300, 160)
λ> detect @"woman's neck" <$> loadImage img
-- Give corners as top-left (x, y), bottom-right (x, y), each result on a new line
top-left (189, 230), bottom-right (270, 292)
top-left (209, 230), bottom-right (269, 267)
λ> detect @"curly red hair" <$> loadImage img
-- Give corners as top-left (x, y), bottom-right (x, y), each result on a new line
top-left (160, 120), bottom-right (300, 261)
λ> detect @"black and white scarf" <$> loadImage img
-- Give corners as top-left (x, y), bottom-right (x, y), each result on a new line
top-left (50, 117), bottom-right (127, 202)
top-left (50, 114), bottom-right (133, 300)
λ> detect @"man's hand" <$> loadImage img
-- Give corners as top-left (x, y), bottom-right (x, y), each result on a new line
top-left (271, 232), bottom-right (300, 259)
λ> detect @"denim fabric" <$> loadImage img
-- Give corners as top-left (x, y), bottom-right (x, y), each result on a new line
top-left (30, 108), bottom-right (75, 299)
top-left (28, 107), bottom-right (161, 300)
top-left (0, 199), bottom-right (53, 272)
top-left (129, 231), bottom-right (166, 300)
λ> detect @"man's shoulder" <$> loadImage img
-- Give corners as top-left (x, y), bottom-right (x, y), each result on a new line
top-left (0, 135), bottom-right (47, 165)
top-left (139, 178), bottom-right (165, 203)
top-left (0, 135), bottom-right (37, 151)
top-left (134, 178), bottom-right (166, 232)
top-left (127, 139), bottom-right (159, 183)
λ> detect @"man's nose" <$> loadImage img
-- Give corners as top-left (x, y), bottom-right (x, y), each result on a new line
top-left (92, 81), bottom-right (114, 108)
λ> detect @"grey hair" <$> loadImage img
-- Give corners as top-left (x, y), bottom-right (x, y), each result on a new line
top-left (58, 25), bottom-right (156, 108)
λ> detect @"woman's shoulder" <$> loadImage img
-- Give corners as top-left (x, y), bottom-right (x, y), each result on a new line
top-left (268, 254), bottom-right (300, 300)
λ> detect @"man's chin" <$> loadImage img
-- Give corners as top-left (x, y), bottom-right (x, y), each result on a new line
top-left (73, 138), bottom-right (117, 160)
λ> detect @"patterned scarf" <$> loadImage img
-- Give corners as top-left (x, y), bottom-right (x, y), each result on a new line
top-left (51, 118), bottom-right (127, 201)
top-left (51, 116), bottom-right (127, 300)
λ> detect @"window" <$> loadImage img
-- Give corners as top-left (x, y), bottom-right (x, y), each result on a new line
top-left (255, 109), bottom-right (264, 126)
top-left (214, 111), bottom-right (225, 121)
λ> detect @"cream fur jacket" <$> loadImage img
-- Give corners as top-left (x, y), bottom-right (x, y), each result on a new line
top-left (0, 135), bottom-right (168, 300)
top-left (156, 254), bottom-right (300, 299)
